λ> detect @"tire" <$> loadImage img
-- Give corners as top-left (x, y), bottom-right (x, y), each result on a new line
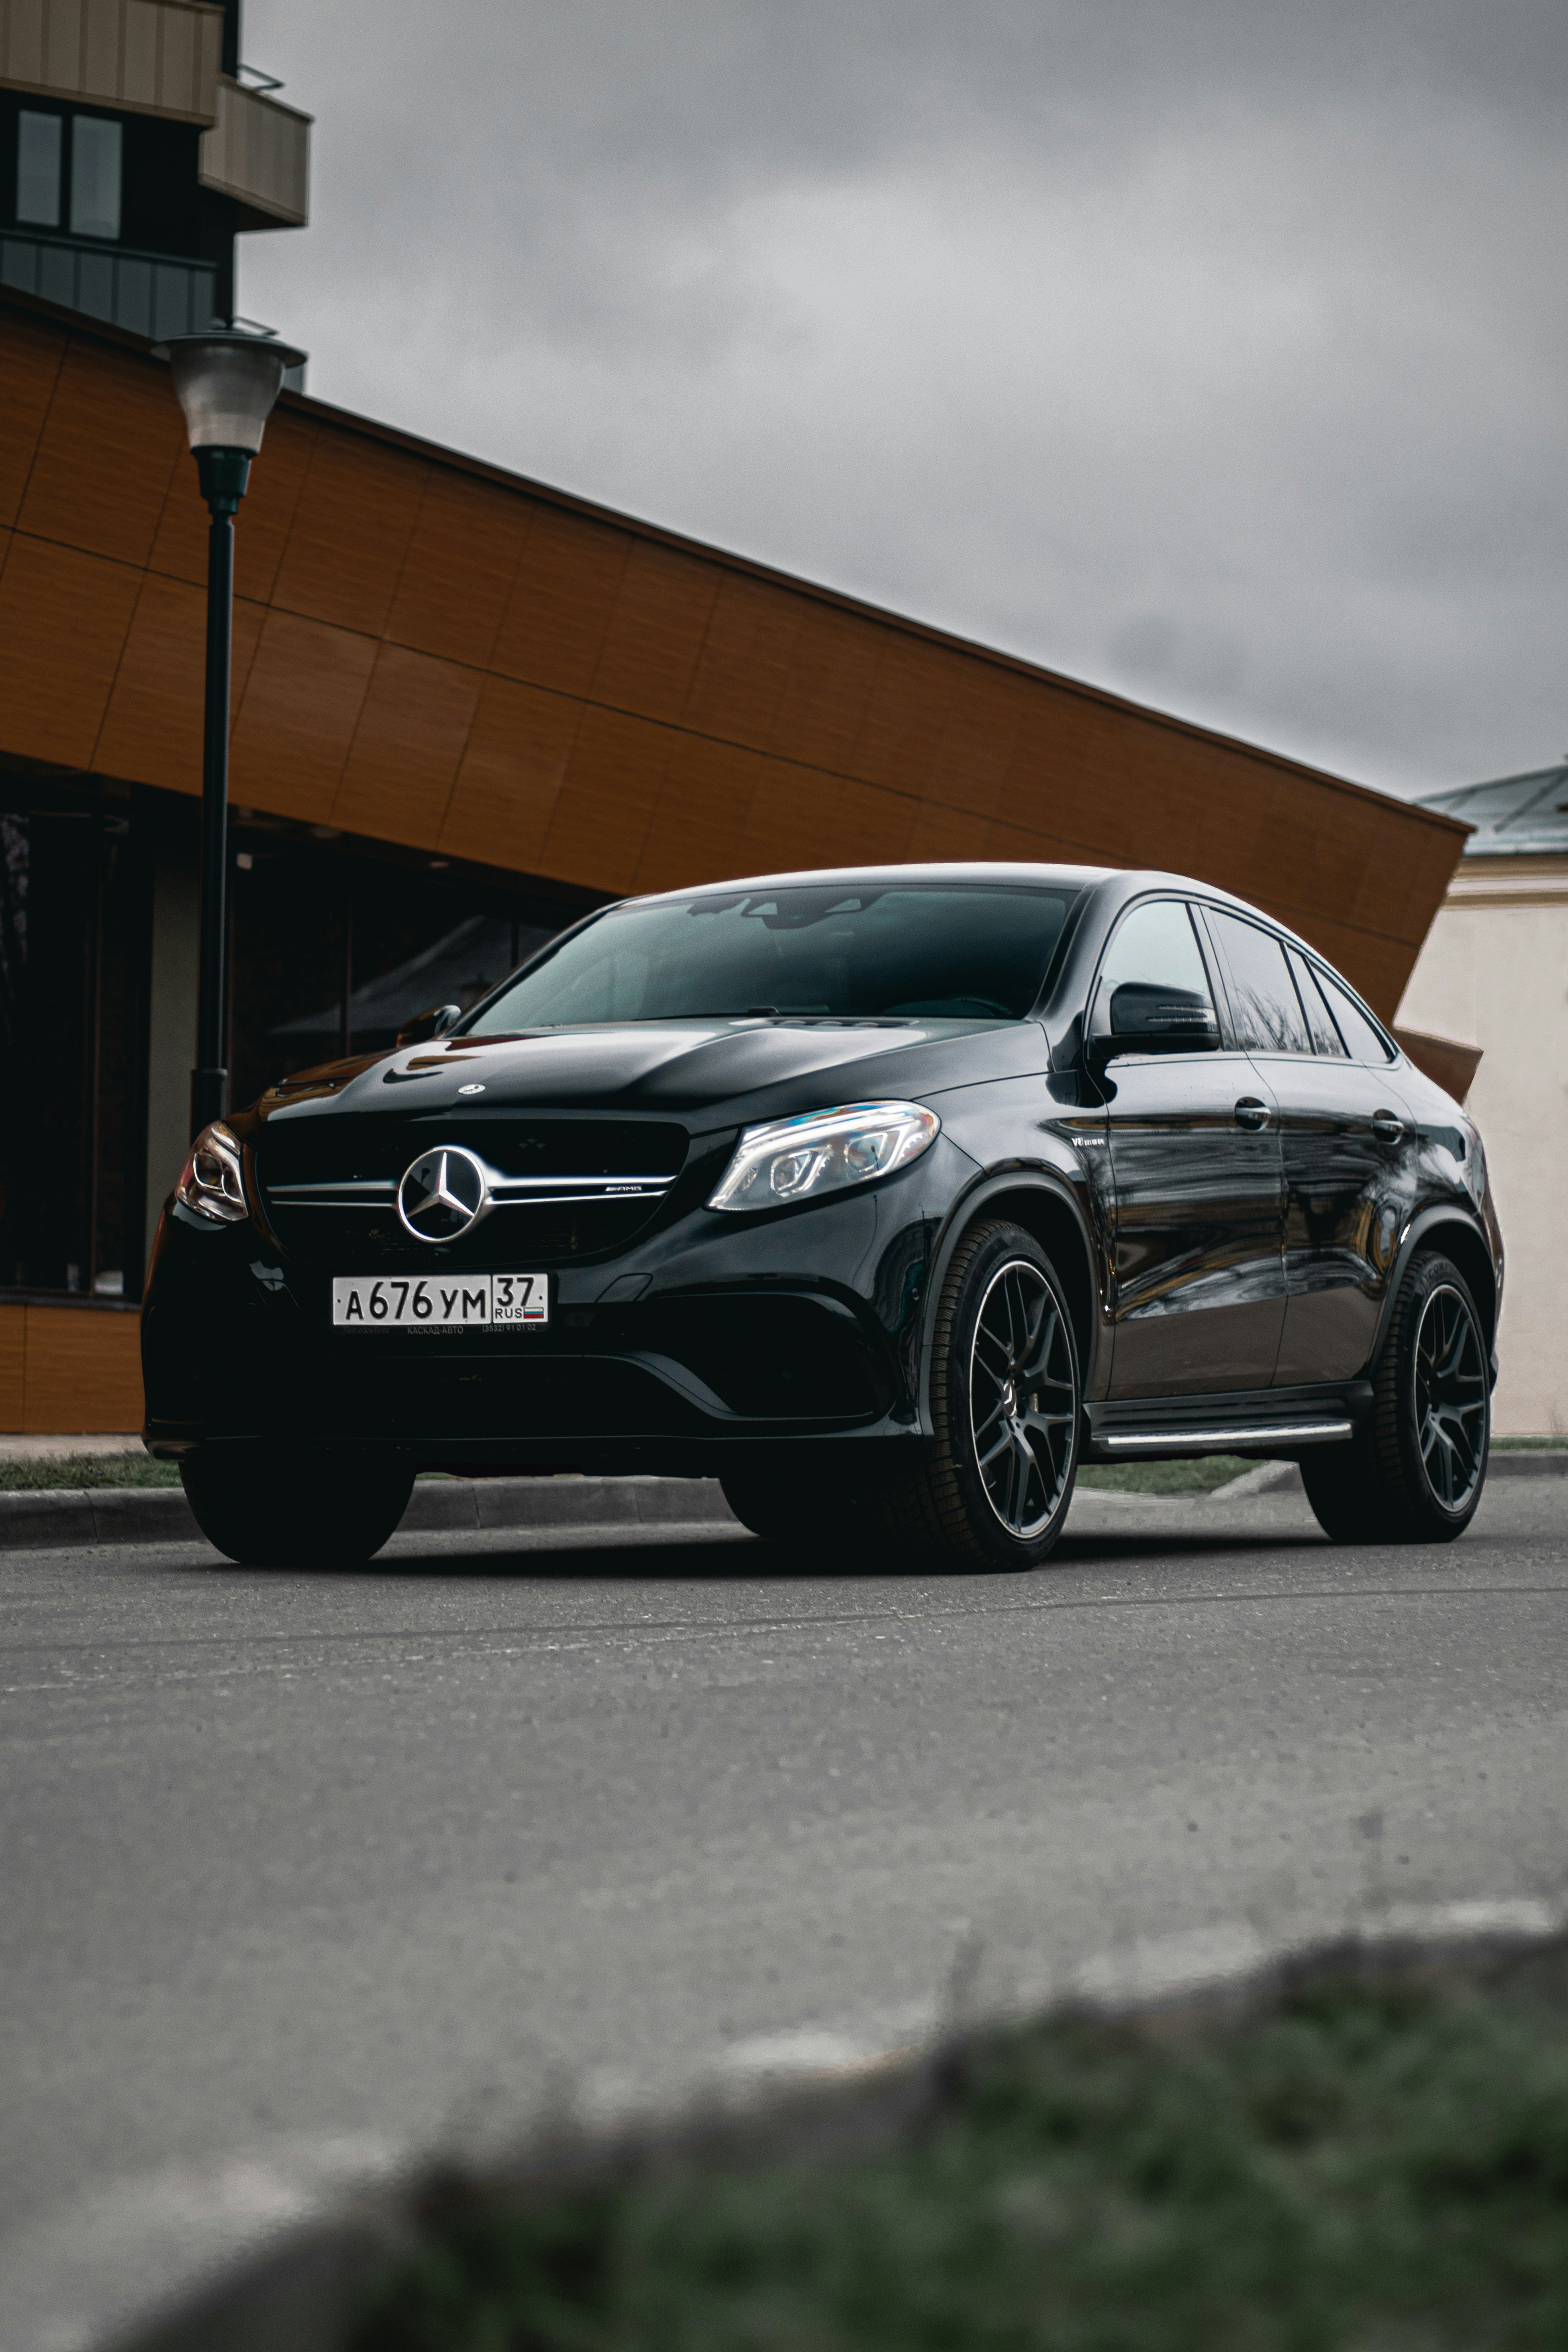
top-left (1301, 1250), bottom-right (1490, 1546)
top-left (719, 1462), bottom-right (885, 1547)
top-left (875, 1219), bottom-right (1082, 1572)
top-left (180, 1444), bottom-right (415, 1567)
top-left (719, 1469), bottom-right (817, 1544)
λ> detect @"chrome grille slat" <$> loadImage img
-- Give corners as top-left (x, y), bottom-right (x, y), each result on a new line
top-left (257, 1118), bottom-right (687, 1266)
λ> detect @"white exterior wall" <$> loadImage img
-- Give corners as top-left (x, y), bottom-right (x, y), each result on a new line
top-left (1397, 864), bottom-right (1568, 1434)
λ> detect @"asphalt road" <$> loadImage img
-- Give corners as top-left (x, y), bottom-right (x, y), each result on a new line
top-left (3, 1474), bottom-right (1567, 2337)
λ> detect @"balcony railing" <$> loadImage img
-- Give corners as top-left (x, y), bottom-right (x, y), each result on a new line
top-left (0, 229), bottom-right (218, 338)
top-left (199, 76), bottom-right (311, 229)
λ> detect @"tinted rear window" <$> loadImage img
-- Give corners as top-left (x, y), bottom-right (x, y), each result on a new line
top-left (466, 885), bottom-right (1079, 1028)
top-left (1208, 911), bottom-right (1311, 1054)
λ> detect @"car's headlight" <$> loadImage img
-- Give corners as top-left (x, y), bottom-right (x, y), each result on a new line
top-left (708, 1100), bottom-right (941, 1213)
top-left (175, 1121), bottom-right (249, 1224)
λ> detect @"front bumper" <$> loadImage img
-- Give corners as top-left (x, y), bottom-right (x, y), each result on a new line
top-left (142, 1153), bottom-right (955, 1475)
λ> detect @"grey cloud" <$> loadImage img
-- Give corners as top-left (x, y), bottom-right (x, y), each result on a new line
top-left (241, 0), bottom-right (1568, 795)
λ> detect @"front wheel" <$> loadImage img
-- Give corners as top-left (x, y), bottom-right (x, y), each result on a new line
top-left (1301, 1249), bottom-right (1489, 1545)
top-left (180, 1445), bottom-right (415, 1567)
top-left (877, 1220), bottom-right (1082, 1572)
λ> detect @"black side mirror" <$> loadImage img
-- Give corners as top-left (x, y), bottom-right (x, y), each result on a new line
top-left (1088, 982), bottom-right (1220, 1062)
top-left (395, 1003), bottom-right (462, 1049)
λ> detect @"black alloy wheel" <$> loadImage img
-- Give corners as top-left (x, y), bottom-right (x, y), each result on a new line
top-left (1413, 1279), bottom-right (1487, 1511)
top-left (878, 1219), bottom-right (1082, 1571)
top-left (969, 1256), bottom-right (1078, 1538)
top-left (1301, 1249), bottom-right (1490, 1545)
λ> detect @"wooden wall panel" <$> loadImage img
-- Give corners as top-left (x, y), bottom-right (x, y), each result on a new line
top-left (17, 338), bottom-right (183, 566)
top-left (0, 309), bottom-right (63, 528)
top-left (490, 506), bottom-right (630, 696)
top-left (905, 801), bottom-right (998, 863)
top-left (737, 760), bottom-right (914, 876)
top-left (680, 572), bottom-right (801, 750)
top-left (331, 642), bottom-right (481, 847)
top-left (268, 434), bottom-right (427, 638)
top-left (94, 572), bottom-right (263, 791)
top-left (438, 678), bottom-right (581, 873)
top-left (541, 705), bottom-right (673, 893)
top-left (984, 813), bottom-right (1087, 865)
top-left (384, 471), bottom-right (530, 669)
top-left (929, 668), bottom-right (1026, 823)
top-left (0, 534), bottom-right (140, 764)
top-left (632, 735), bottom-right (764, 894)
top-left (767, 606), bottom-right (884, 773)
top-left (852, 635), bottom-right (965, 798)
top-left (588, 541), bottom-right (720, 727)
top-left (22, 1305), bottom-right (143, 1433)
top-left (228, 611), bottom-right (376, 820)
top-left (0, 1303), bottom-right (24, 1431)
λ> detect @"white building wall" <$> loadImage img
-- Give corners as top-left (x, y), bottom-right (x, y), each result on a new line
top-left (1397, 873), bottom-right (1568, 1434)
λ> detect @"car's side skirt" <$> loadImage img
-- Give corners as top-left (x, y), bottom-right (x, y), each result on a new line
top-left (1084, 1381), bottom-right (1372, 1462)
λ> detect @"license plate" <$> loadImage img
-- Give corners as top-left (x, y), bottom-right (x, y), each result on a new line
top-left (331, 1274), bottom-right (549, 1330)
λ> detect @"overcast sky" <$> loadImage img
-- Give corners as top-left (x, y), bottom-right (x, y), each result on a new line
top-left (240, 0), bottom-right (1567, 801)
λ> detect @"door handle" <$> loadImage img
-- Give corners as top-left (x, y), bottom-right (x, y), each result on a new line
top-left (1234, 1097), bottom-right (1271, 1131)
top-left (1372, 1111), bottom-right (1406, 1143)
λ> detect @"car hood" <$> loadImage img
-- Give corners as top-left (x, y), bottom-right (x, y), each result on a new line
top-left (254, 1018), bottom-right (1045, 1132)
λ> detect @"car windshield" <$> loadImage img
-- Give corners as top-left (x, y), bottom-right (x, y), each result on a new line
top-left (463, 884), bottom-right (1080, 1030)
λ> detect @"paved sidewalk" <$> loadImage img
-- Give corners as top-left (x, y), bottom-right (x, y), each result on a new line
top-left (0, 1433), bottom-right (142, 1458)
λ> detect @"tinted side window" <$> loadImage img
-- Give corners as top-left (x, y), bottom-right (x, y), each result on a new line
top-left (1288, 948), bottom-right (1348, 1057)
top-left (1208, 911), bottom-right (1311, 1054)
top-left (1097, 899), bottom-right (1216, 1047)
top-left (1317, 969), bottom-right (1394, 1064)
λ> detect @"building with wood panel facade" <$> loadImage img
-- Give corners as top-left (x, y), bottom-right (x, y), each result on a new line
top-left (0, 272), bottom-right (1471, 1431)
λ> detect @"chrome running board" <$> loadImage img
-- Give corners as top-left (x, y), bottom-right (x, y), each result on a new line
top-left (1098, 1419), bottom-right (1353, 1455)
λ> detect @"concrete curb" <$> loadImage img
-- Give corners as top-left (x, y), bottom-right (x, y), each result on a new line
top-left (0, 1474), bottom-right (740, 1552)
top-left (33, 1897), bottom-right (1554, 2352)
top-left (1, 1451), bottom-right (1561, 1552)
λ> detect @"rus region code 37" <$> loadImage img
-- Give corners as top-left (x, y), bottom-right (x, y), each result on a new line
top-left (331, 1274), bottom-right (550, 1330)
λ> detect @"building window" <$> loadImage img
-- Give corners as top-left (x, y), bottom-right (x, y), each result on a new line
top-left (70, 115), bottom-right (121, 241)
top-left (0, 793), bottom-right (140, 1298)
top-left (16, 111), bottom-right (62, 227)
top-left (0, 781), bottom-right (596, 1305)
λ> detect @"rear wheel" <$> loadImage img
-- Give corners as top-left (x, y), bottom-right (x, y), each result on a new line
top-left (1301, 1250), bottom-right (1489, 1545)
top-left (878, 1220), bottom-right (1082, 1572)
top-left (180, 1445), bottom-right (414, 1567)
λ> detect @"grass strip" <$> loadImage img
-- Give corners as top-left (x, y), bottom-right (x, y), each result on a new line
top-left (350, 1958), bottom-right (1568, 2352)
top-left (1076, 1455), bottom-right (1254, 1494)
top-left (0, 1451), bottom-right (181, 1490)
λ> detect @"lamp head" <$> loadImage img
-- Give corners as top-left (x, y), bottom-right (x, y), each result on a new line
top-left (154, 328), bottom-right (308, 513)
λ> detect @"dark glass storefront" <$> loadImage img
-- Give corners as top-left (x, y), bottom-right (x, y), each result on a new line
top-left (0, 784), bottom-right (144, 1301)
top-left (0, 774), bottom-right (595, 1307)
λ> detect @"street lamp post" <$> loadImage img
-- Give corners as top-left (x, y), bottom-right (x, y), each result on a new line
top-left (155, 330), bottom-right (307, 1139)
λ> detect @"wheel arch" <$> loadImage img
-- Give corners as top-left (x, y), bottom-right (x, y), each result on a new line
top-left (920, 1174), bottom-right (1101, 1423)
top-left (1374, 1208), bottom-right (1499, 1372)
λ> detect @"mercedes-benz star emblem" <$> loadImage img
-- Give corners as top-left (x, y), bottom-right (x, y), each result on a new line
top-left (396, 1146), bottom-right (490, 1243)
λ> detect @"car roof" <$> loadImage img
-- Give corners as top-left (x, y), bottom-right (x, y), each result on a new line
top-left (625, 862), bottom-right (1114, 905)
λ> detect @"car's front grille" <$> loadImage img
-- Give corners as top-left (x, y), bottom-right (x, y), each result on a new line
top-left (253, 1113), bottom-right (691, 1267)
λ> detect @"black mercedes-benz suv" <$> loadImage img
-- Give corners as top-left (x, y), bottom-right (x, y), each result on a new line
top-left (143, 862), bottom-right (1502, 1570)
